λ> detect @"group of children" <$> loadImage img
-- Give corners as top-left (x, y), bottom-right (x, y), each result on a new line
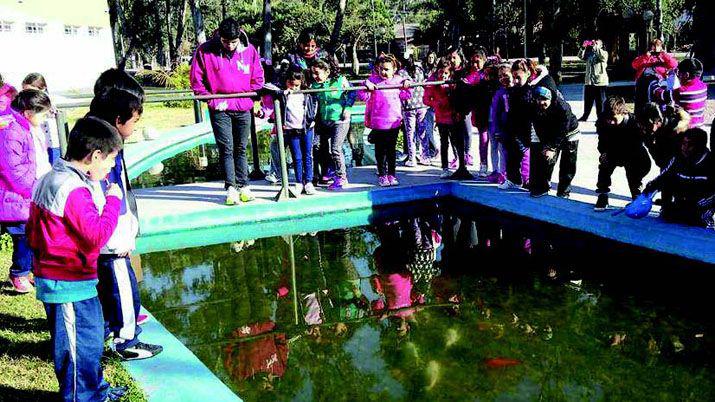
top-left (1, 69), bottom-right (162, 401)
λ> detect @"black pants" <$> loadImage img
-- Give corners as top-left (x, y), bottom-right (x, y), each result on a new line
top-left (529, 140), bottom-right (579, 196)
top-left (437, 123), bottom-right (466, 170)
top-left (208, 110), bottom-right (251, 189)
top-left (373, 128), bottom-right (400, 176)
top-left (582, 85), bottom-right (606, 120)
top-left (596, 150), bottom-right (651, 198)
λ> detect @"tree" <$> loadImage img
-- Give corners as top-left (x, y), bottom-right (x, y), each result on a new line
top-left (188, 0), bottom-right (207, 45)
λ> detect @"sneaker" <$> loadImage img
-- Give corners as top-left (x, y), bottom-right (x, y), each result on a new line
top-left (478, 164), bottom-right (489, 177)
top-left (498, 179), bottom-right (520, 190)
top-left (378, 175), bottom-right (390, 187)
top-left (465, 154), bottom-right (475, 166)
top-left (557, 193), bottom-right (570, 199)
top-left (8, 275), bottom-right (33, 294)
top-left (530, 191), bottom-right (548, 198)
top-left (294, 183), bottom-right (304, 196)
top-left (225, 186), bottom-right (241, 206)
top-left (116, 342), bottom-right (163, 361)
top-left (265, 172), bottom-right (278, 184)
top-left (449, 158), bottom-right (458, 169)
top-left (388, 175), bottom-right (399, 186)
top-left (404, 159), bottom-right (417, 167)
top-left (594, 193), bottom-right (609, 211)
top-left (440, 168), bottom-right (453, 179)
top-left (304, 182), bottom-right (317, 195)
top-left (417, 157), bottom-right (432, 166)
top-left (328, 177), bottom-right (346, 190)
top-left (239, 187), bottom-right (255, 202)
top-left (486, 172), bottom-right (504, 184)
top-left (106, 386), bottom-right (128, 402)
top-left (137, 314), bottom-right (150, 325)
top-left (449, 169), bottom-right (475, 180)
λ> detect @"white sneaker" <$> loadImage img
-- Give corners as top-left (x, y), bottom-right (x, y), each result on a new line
top-left (239, 187), bottom-right (255, 202)
top-left (478, 164), bottom-right (489, 177)
top-left (226, 186), bottom-right (242, 205)
top-left (498, 179), bottom-right (520, 190)
top-left (294, 183), bottom-right (304, 196)
top-left (304, 182), bottom-right (316, 195)
top-left (265, 173), bottom-right (278, 184)
top-left (440, 168), bottom-right (453, 178)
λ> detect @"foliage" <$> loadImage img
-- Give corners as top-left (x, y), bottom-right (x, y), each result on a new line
top-left (136, 63), bottom-right (193, 107)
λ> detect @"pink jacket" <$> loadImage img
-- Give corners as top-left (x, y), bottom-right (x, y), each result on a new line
top-left (27, 159), bottom-right (120, 282)
top-left (423, 76), bottom-right (457, 125)
top-left (0, 83), bottom-right (18, 116)
top-left (190, 37), bottom-right (265, 112)
top-left (357, 75), bottom-right (412, 130)
top-left (0, 111), bottom-right (36, 222)
top-left (632, 52), bottom-right (678, 80)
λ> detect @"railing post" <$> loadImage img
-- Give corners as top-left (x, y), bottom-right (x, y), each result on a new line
top-left (273, 98), bottom-right (298, 201)
top-left (288, 234), bottom-right (299, 325)
top-left (192, 99), bottom-right (203, 123)
top-left (56, 110), bottom-right (69, 157)
top-left (248, 113), bottom-right (266, 180)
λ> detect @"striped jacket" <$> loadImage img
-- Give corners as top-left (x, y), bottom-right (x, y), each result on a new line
top-left (653, 78), bottom-right (707, 128)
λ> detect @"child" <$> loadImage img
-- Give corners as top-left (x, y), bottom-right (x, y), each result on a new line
top-left (423, 60), bottom-right (472, 180)
top-left (487, 64), bottom-right (513, 184)
top-left (637, 102), bottom-right (691, 170)
top-left (652, 58), bottom-right (708, 128)
top-left (464, 50), bottom-right (490, 174)
top-left (446, 47), bottom-right (474, 170)
top-left (310, 59), bottom-right (356, 190)
top-left (26, 117), bottom-right (126, 401)
top-left (594, 96), bottom-right (651, 211)
top-left (22, 73), bottom-right (62, 164)
top-left (261, 69), bottom-right (318, 195)
top-left (0, 73), bottom-right (18, 116)
top-left (398, 53), bottom-right (431, 166)
top-left (529, 86), bottom-right (580, 198)
top-left (0, 89), bottom-right (52, 293)
top-left (359, 54), bottom-right (412, 187)
top-left (88, 78), bottom-right (163, 360)
top-left (643, 128), bottom-right (715, 228)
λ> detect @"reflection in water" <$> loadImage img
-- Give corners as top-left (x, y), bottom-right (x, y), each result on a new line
top-left (139, 202), bottom-right (715, 401)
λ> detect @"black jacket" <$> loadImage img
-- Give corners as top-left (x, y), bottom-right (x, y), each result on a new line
top-left (531, 96), bottom-right (579, 149)
top-left (644, 150), bottom-right (715, 211)
top-left (506, 85), bottom-right (534, 151)
top-left (596, 113), bottom-right (647, 159)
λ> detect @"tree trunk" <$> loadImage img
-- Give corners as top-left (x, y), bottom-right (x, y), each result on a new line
top-left (351, 37), bottom-right (362, 76)
top-left (188, 0), bottom-right (206, 45)
top-left (154, 2), bottom-right (167, 68)
top-left (171, 0), bottom-right (188, 67)
top-left (107, 0), bottom-right (125, 65)
top-left (262, 0), bottom-right (272, 61)
top-left (328, 0), bottom-right (347, 54)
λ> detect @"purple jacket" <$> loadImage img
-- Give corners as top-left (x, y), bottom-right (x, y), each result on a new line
top-left (0, 110), bottom-right (36, 222)
top-left (190, 37), bottom-right (265, 112)
top-left (358, 75), bottom-right (412, 130)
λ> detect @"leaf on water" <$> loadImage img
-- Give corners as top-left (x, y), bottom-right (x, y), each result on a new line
top-left (695, 333), bottom-right (704, 338)
top-left (542, 326), bottom-right (553, 341)
top-left (671, 336), bottom-right (685, 353)
top-left (485, 308), bottom-right (492, 319)
top-left (335, 323), bottom-right (348, 336)
top-left (524, 324), bottom-right (535, 335)
top-left (512, 313), bottom-right (519, 325)
top-left (425, 360), bottom-right (441, 390)
top-left (610, 333), bottom-right (626, 346)
top-left (647, 338), bottom-right (660, 355)
top-left (445, 328), bottom-right (460, 347)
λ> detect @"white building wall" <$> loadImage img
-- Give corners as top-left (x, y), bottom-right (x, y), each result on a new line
top-left (0, 5), bottom-right (116, 92)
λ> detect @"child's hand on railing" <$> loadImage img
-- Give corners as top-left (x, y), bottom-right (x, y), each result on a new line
top-left (364, 80), bottom-right (377, 91)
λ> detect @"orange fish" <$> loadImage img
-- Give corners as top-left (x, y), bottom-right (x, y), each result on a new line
top-left (484, 357), bottom-right (522, 368)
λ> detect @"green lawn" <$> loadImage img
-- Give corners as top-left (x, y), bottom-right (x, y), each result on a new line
top-left (0, 234), bottom-right (146, 402)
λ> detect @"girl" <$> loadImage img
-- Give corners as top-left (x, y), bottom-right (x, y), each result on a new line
top-left (464, 50), bottom-right (488, 172)
top-left (652, 58), bottom-right (708, 128)
top-left (22, 73), bottom-right (61, 164)
top-left (261, 69), bottom-right (318, 195)
top-left (0, 73), bottom-right (18, 116)
top-left (399, 53), bottom-right (431, 166)
top-left (487, 64), bottom-right (513, 184)
top-left (423, 60), bottom-right (471, 180)
top-left (446, 47), bottom-right (474, 169)
top-left (310, 59), bottom-right (355, 190)
top-left (0, 89), bottom-right (52, 293)
top-left (359, 54), bottom-right (412, 187)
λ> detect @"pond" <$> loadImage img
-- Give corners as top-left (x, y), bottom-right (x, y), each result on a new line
top-left (138, 201), bottom-right (715, 401)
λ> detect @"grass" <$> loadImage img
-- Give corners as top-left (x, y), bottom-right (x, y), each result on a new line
top-left (0, 234), bottom-right (147, 402)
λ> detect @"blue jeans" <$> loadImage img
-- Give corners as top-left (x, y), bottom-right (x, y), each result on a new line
top-left (208, 110), bottom-right (251, 189)
top-left (44, 297), bottom-right (109, 402)
top-left (5, 223), bottom-right (31, 278)
top-left (286, 128), bottom-right (314, 184)
top-left (268, 136), bottom-right (291, 179)
top-left (97, 255), bottom-right (142, 351)
top-left (315, 120), bottom-right (350, 179)
top-left (424, 108), bottom-right (439, 158)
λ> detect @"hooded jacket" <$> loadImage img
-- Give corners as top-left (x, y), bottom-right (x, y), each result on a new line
top-left (423, 74), bottom-right (458, 125)
top-left (531, 95), bottom-right (579, 149)
top-left (357, 75), bottom-right (412, 130)
top-left (0, 110), bottom-right (36, 222)
top-left (190, 36), bottom-right (265, 112)
top-left (632, 52), bottom-right (678, 80)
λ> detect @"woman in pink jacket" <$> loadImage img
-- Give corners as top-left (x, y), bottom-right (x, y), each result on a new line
top-left (358, 54), bottom-right (412, 187)
top-left (0, 89), bottom-right (52, 293)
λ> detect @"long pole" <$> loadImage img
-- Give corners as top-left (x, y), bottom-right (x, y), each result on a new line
top-left (272, 98), bottom-right (297, 201)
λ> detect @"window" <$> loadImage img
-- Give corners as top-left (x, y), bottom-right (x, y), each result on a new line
top-left (64, 25), bottom-right (79, 35)
top-left (88, 26), bottom-right (101, 37)
top-left (0, 21), bottom-right (12, 32)
top-left (25, 22), bottom-right (46, 34)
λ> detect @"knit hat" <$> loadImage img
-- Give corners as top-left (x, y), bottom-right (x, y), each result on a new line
top-left (534, 86), bottom-right (552, 100)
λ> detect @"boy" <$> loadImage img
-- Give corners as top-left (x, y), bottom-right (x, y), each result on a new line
top-left (27, 117), bottom-right (126, 401)
top-left (644, 128), bottom-right (715, 228)
top-left (529, 86), bottom-right (580, 198)
top-left (87, 83), bottom-right (163, 360)
top-left (594, 96), bottom-right (652, 211)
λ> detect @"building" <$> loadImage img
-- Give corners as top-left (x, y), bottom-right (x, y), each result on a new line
top-left (0, 0), bottom-right (116, 92)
